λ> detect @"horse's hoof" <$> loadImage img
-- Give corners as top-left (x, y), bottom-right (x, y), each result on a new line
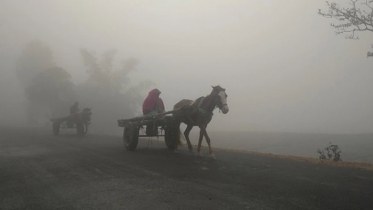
top-left (210, 154), bottom-right (216, 160)
top-left (197, 152), bottom-right (203, 157)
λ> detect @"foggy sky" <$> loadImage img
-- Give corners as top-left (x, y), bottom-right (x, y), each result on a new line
top-left (1, 0), bottom-right (372, 134)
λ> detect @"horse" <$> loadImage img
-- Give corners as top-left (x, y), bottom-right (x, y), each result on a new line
top-left (72, 107), bottom-right (92, 134)
top-left (173, 85), bottom-right (229, 159)
top-left (67, 107), bottom-right (92, 123)
top-left (51, 107), bottom-right (92, 136)
top-left (79, 107), bottom-right (92, 124)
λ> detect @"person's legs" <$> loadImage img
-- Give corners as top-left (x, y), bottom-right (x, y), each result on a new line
top-left (144, 110), bottom-right (158, 136)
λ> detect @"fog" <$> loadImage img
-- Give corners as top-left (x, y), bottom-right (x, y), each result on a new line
top-left (1, 0), bottom-right (372, 134)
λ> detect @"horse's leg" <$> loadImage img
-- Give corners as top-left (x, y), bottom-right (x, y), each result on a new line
top-left (197, 129), bottom-right (204, 157)
top-left (200, 126), bottom-right (216, 160)
top-left (184, 124), bottom-right (194, 152)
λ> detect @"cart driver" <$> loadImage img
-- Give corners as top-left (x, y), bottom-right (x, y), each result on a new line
top-left (70, 102), bottom-right (80, 115)
top-left (142, 89), bottom-right (165, 115)
top-left (142, 89), bottom-right (165, 136)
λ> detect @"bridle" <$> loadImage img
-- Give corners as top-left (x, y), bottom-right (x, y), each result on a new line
top-left (214, 92), bottom-right (228, 111)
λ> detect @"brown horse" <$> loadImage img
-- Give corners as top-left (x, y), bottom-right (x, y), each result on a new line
top-left (173, 85), bottom-right (229, 159)
top-left (79, 107), bottom-right (92, 123)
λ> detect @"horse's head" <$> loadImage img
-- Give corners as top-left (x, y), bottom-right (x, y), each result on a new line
top-left (81, 107), bottom-right (92, 122)
top-left (211, 86), bottom-right (229, 114)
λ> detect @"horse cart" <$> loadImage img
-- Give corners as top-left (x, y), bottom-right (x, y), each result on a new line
top-left (51, 108), bottom-right (92, 136)
top-left (117, 105), bottom-right (193, 151)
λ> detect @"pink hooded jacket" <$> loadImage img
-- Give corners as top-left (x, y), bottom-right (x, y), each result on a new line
top-left (142, 89), bottom-right (165, 115)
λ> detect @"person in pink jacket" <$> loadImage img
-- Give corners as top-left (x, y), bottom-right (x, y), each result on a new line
top-left (142, 89), bottom-right (165, 135)
top-left (142, 89), bottom-right (165, 115)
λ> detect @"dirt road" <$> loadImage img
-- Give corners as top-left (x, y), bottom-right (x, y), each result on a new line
top-left (1, 126), bottom-right (373, 210)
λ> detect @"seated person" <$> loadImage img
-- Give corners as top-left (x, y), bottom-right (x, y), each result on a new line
top-left (142, 89), bottom-right (165, 115)
top-left (142, 89), bottom-right (165, 135)
top-left (68, 102), bottom-right (80, 128)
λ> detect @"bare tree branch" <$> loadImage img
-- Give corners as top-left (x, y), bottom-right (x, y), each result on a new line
top-left (319, 0), bottom-right (373, 57)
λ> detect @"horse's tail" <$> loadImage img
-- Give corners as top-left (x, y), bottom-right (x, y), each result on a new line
top-left (178, 128), bottom-right (186, 146)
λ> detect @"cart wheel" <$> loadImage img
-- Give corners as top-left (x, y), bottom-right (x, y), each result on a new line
top-left (76, 122), bottom-right (84, 136)
top-left (123, 123), bottom-right (139, 151)
top-left (53, 122), bottom-right (60, 135)
top-left (165, 122), bottom-right (179, 150)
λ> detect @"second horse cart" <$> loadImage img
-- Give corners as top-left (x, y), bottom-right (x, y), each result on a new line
top-left (51, 108), bottom-right (92, 136)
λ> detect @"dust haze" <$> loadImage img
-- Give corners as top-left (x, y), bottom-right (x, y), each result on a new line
top-left (1, 0), bottom-right (372, 135)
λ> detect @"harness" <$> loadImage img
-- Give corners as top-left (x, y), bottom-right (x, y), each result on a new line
top-left (197, 97), bottom-right (214, 117)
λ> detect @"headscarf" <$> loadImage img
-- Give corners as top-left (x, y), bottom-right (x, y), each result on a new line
top-left (142, 89), bottom-right (165, 114)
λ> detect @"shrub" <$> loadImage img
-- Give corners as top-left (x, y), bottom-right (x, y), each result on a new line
top-left (317, 142), bottom-right (342, 162)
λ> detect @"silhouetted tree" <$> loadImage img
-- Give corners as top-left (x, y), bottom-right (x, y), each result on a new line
top-left (16, 40), bottom-right (55, 88)
top-left (26, 67), bottom-right (75, 118)
top-left (78, 49), bottom-right (152, 133)
top-left (16, 40), bottom-right (63, 123)
top-left (80, 49), bottom-right (139, 96)
top-left (319, 0), bottom-right (373, 57)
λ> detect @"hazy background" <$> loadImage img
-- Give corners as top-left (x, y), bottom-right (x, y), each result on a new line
top-left (1, 0), bottom-right (372, 135)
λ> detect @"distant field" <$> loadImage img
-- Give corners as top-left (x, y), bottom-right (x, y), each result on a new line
top-left (186, 131), bottom-right (373, 164)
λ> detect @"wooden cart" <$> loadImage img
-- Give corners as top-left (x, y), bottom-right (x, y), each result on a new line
top-left (51, 108), bottom-right (92, 136)
top-left (117, 105), bottom-right (193, 151)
